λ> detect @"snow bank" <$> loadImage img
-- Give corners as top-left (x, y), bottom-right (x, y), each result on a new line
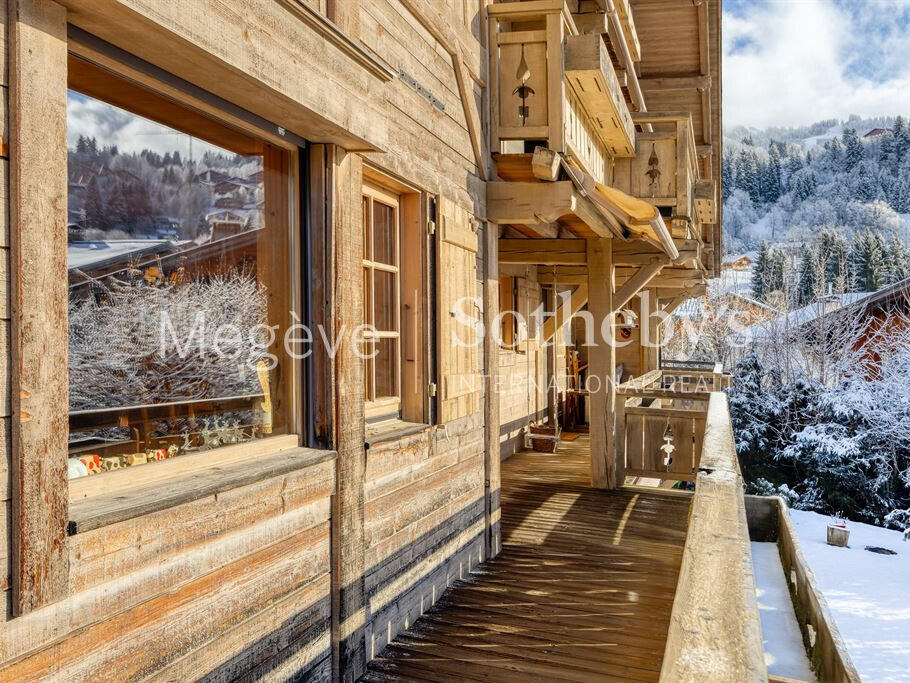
top-left (751, 542), bottom-right (815, 681)
top-left (790, 510), bottom-right (910, 682)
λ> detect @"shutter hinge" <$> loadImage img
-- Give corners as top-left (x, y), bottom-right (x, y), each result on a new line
top-left (427, 218), bottom-right (436, 236)
top-left (428, 381), bottom-right (437, 397)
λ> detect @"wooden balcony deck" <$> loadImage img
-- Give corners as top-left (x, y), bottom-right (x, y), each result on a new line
top-left (364, 434), bottom-right (692, 682)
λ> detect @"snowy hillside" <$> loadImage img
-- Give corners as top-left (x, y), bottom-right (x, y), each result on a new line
top-left (722, 115), bottom-right (910, 255)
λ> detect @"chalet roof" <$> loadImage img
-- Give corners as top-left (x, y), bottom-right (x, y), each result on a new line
top-left (750, 291), bottom-right (875, 340)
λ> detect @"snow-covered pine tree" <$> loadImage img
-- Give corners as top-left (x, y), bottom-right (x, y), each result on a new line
top-left (764, 142), bottom-right (783, 203)
top-left (854, 160), bottom-right (881, 202)
top-left (842, 127), bottom-right (864, 171)
top-left (894, 115), bottom-right (910, 168)
top-left (735, 148), bottom-right (762, 204)
top-left (852, 230), bottom-right (887, 292)
top-left (722, 149), bottom-right (734, 202)
top-left (796, 244), bottom-right (821, 305)
top-left (768, 245), bottom-right (787, 295)
top-left (887, 236), bottom-right (910, 284)
top-left (752, 241), bottom-right (771, 301)
top-left (821, 229), bottom-right (849, 293)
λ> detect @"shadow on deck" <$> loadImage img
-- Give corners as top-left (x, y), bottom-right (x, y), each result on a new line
top-left (363, 435), bottom-right (692, 682)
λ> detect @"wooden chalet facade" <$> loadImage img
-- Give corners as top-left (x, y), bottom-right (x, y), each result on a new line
top-left (0, 0), bottom-right (783, 681)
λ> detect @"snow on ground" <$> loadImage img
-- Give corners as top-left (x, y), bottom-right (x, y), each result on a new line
top-left (790, 510), bottom-right (910, 682)
top-left (751, 542), bottom-right (815, 681)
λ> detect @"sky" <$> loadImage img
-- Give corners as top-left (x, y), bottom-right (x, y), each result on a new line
top-left (67, 90), bottom-right (230, 161)
top-left (724, 0), bottom-right (910, 129)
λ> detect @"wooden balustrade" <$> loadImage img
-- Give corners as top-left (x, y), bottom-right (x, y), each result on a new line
top-left (488, 0), bottom-right (635, 185)
top-left (615, 364), bottom-right (728, 481)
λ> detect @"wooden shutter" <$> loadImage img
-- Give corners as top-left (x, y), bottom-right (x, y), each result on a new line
top-left (437, 196), bottom-right (481, 423)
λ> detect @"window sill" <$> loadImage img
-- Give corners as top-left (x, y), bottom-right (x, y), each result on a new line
top-left (365, 420), bottom-right (430, 448)
top-left (67, 444), bottom-right (336, 535)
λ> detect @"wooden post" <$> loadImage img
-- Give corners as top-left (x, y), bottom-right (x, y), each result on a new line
top-left (328, 146), bottom-right (367, 682)
top-left (482, 223), bottom-right (501, 560)
top-left (641, 288), bottom-right (660, 374)
top-left (9, 0), bottom-right (70, 615)
top-left (586, 239), bottom-right (618, 489)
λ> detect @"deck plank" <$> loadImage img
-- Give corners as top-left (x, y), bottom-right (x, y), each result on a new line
top-left (364, 435), bottom-right (691, 681)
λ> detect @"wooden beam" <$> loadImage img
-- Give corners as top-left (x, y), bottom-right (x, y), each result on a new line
top-left (613, 239), bottom-right (697, 266)
top-left (572, 11), bottom-right (609, 34)
top-left (573, 192), bottom-right (624, 238)
top-left (499, 238), bottom-right (586, 265)
top-left (537, 265), bottom-right (588, 285)
top-left (482, 223), bottom-right (501, 559)
top-left (542, 284), bottom-right (589, 342)
top-left (639, 75), bottom-right (711, 91)
top-left (586, 238), bottom-right (618, 489)
top-left (509, 221), bottom-right (560, 239)
top-left (396, 0), bottom-right (487, 180)
top-left (612, 259), bottom-right (665, 312)
top-left (616, 266), bottom-right (704, 289)
top-left (487, 181), bottom-right (575, 225)
top-left (9, 0), bottom-right (70, 616)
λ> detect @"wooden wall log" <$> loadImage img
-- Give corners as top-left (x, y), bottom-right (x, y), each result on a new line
top-left (8, 0), bottom-right (69, 616)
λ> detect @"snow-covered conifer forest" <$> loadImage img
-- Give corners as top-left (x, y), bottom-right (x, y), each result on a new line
top-left (700, 116), bottom-right (910, 529)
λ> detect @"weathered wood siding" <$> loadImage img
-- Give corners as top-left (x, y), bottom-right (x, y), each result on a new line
top-left (363, 418), bottom-right (485, 661)
top-left (0, 0), bottom-right (495, 678)
top-left (1, 0), bottom-right (11, 620)
top-left (0, 458), bottom-right (336, 680)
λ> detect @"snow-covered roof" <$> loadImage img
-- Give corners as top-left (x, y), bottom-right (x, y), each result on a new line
top-left (68, 239), bottom-right (181, 271)
top-left (750, 292), bottom-right (872, 340)
top-left (722, 251), bottom-right (758, 264)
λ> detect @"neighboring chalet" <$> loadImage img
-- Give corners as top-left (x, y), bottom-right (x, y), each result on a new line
top-left (0, 1), bottom-right (841, 682)
top-left (723, 250), bottom-right (756, 270)
top-left (755, 282), bottom-right (910, 378)
top-left (863, 127), bottom-right (889, 139)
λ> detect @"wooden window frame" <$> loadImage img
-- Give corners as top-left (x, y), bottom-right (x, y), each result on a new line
top-left (361, 169), bottom-right (430, 427)
top-left (362, 182), bottom-right (403, 421)
top-left (9, 22), bottom-right (321, 614)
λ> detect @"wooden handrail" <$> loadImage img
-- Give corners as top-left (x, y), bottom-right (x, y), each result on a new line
top-left (659, 393), bottom-right (767, 682)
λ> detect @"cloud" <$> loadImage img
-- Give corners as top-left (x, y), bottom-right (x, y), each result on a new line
top-left (67, 90), bottom-right (232, 161)
top-left (724, 0), bottom-right (910, 128)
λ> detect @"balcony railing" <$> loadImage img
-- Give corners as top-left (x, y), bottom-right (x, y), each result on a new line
top-left (488, 1), bottom-right (635, 185)
top-left (613, 112), bottom-right (717, 250)
top-left (659, 392), bottom-right (767, 681)
top-left (616, 363), bottom-right (730, 481)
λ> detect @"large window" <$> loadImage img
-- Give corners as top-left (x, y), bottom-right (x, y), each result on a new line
top-left (66, 57), bottom-right (297, 478)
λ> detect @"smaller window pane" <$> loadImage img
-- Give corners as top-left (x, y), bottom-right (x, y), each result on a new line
top-left (372, 201), bottom-right (397, 266)
top-left (362, 196), bottom-right (371, 261)
top-left (364, 340), bottom-right (374, 401)
top-left (374, 337), bottom-right (399, 400)
top-left (363, 266), bottom-right (372, 325)
top-left (373, 269), bottom-right (398, 333)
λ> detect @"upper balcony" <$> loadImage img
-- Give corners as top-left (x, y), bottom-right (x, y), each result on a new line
top-left (613, 112), bottom-right (717, 265)
top-left (488, 0), bottom-right (635, 186)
